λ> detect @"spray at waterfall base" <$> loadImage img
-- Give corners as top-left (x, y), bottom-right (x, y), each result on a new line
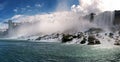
top-left (0, 10), bottom-right (120, 45)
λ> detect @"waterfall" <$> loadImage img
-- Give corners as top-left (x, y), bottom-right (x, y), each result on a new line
top-left (93, 11), bottom-right (114, 30)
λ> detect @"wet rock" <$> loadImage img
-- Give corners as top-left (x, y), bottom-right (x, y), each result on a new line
top-left (95, 39), bottom-right (101, 44)
top-left (105, 33), bottom-right (107, 36)
top-left (77, 32), bottom-right (84, 39)
top-left (118, 31), bottom-right (120, 36)
top-left (114, 37), bottom-right (120, 45)
top-left (27, 39), bottom-right (31, 40)
top-left (36, 37), bottom-right (41, 40)
top-left (87, 35), bottom-right (95, 45)
top-left (50, 33), bottom-right (59, 39)
top-left (114, 42), bottom-right (120, 45)
top-left (73, 35), bottom-right (77, 38)
top-left (109, 33), bottom-right (114, 38)
top-left (87, 35), bottom-right (101, 45)
top-left (61, 34), bottom-right (73, 43)
top-left (96, 33), bottom-right (99, 36)
top-left (80, 37), bottom-right (87, 44)
top-left (114, 40), bottom-right (120, 45)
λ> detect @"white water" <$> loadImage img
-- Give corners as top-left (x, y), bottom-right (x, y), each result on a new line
top-left (0, 0), bottom-right (120, 46)
top-left (93, 11), bottom-right (114, 30)
top-left (8, 0), bottom-right (118, 37)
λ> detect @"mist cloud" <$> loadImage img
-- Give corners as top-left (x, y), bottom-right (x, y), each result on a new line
top-left (10, 11), bottom-right (96, 37)
top-left (7, 0), bottom-right (118, 37)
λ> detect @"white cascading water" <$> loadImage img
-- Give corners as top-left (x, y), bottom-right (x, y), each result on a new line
top-left (93, 11), bottom-right (115, 30)
top-left (1, 0), bottom-right (119, 46)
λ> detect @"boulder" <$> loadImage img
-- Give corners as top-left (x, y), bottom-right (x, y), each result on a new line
top-left (73, 35), bottom-right (77, 38)
top-left (114, 42), bottom-right (120, 45)
top-left (95, 39), bottom-right (101, 44)
top-left (61, 34), bottom-right (73, 43)
top-left (109, 33), bottom-right (114, 38)
top-left (27, 39), bottom-right (31, 40)
top-left (87, 35), bottom-right (101, 45)
top-left (77, 32), bottom-right (84, 39)
top-left (105, 33), bottom-right (107, 36)
top-left (80, 38), bottom-right (87, 44)
top-left (87, 35), bottom-right (95, 45)
top-left (114, 40), bottom-right (120, 45)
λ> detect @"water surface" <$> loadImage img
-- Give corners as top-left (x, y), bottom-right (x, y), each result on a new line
top-left (0, 40), bottom-right (120, 62)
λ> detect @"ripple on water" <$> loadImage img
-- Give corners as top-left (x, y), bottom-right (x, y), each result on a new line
top-left (0, 41), bottom-right (120, 62)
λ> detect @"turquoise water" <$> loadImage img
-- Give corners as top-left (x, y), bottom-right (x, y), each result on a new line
top-left (0, 40), bottom-right (120, 62)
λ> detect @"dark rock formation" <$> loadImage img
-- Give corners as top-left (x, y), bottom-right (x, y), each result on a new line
top-left (114, 42), bottom-right (120, 45)
top-left (87, 35), bottom-right (95, 45)
top-left (77, 32), bottom-right (84, 39)
top-left (35, 32), bottom-right (102, 45)
top-left (114, 40), bottom-right (120, 45)
top-left (95, 39), bottom-right (101, 44)
top-left (109, 33), bottom-right (114, 38)
top-left (118, 31), bottom-right (120, 36)
top-left (105, 33), bottom-right (107, 36)
top-left (114, 36), bottom-right (120, 45)
top-left (35, 33), bottom-right (60, 40)
top-left (80, 37), bottom-right (87, 44)
top-left (87, 35), bottom-right (101, 45)
top-left (27, 39), bottom-right (31, 40)
top-left (62, 34), bottom-right (73, 43)
top-left (36, 37), bottom-right (41, 40)
top-left (50, 33), bottom-right (59, 39)
top-left (73, 35), bottom-right (77, 38)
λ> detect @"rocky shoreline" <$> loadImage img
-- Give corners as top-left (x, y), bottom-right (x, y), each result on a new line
top-left (29, 28), bottom-right (120, 46)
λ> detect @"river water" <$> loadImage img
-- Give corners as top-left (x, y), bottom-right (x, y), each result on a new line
top-left (0, 40), bottom-right (120, 62)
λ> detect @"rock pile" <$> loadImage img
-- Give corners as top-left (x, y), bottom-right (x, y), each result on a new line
top-left (34, 28), bottom-right (120, 45)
